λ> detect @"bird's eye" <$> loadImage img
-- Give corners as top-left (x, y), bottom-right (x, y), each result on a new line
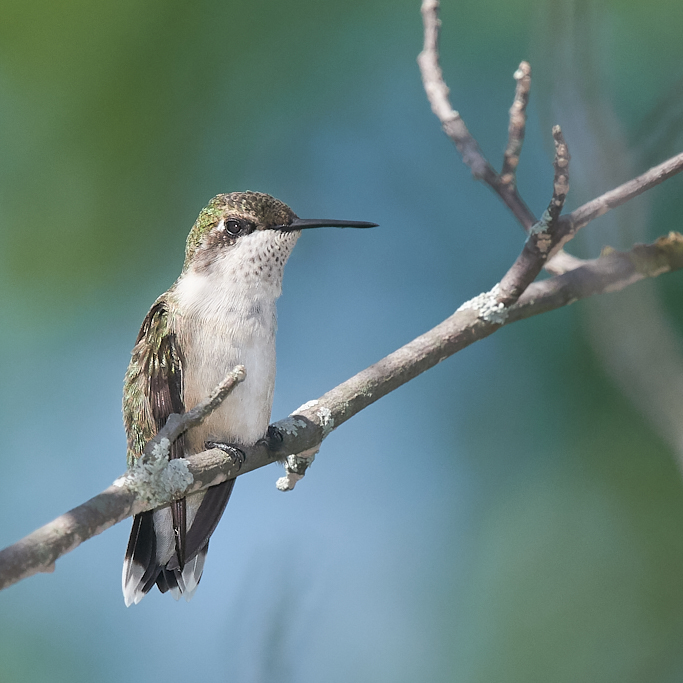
top-left (225, 219), bottom-right (243, 235)
top-left (221, 218), bottom-right (255, 237)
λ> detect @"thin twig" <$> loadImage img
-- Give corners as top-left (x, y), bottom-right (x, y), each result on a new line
top-left (552, 149), bottom-right (683, 254)
top-left (417, 0), bottom-right (536, 229)
top-left (417, 0), bottom-right (581, 276)
top-left (510, 233), bottom-right (683, 319)
top-left (417, 0), bottom-right (490, 178)
top-left (547, 126), bottom-right (570, 224)
top-left (0, 366), bottom-right (246, 590)
top-left (142, 364), bottom-right (246, 458)
top-left (2, 231), bottom-right (682, 591)
top-left (496, 126), bottom-right (571, 305)
top-left (501, 61), bottom-right (532, 188)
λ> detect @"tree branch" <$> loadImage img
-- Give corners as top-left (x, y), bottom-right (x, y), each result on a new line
top-left (1, 231), bottom-right (682, 591)
top-left (417, 0), bottom-right (585, 278)
top-left (141, 364), bottom-right (246, 459)
top-left (0, 368), bottom-right (247, 590)
top-left (2, 0), bottom-right (683, 596)
top-left (497, 126), bottom-right (571, 305)
top-left (553, 150), bottom-right (683, 253)
top-left (501, 61), bottom-right (532, 189)
top-left (417, 0), bottom-right (536, 230)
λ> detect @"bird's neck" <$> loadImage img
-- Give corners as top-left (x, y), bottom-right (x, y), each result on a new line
top-left (172, 231), bottom-right (298, 322)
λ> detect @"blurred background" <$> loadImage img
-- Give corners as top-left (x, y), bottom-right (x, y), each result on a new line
top-left (2, 0), bottom-right (683, 680)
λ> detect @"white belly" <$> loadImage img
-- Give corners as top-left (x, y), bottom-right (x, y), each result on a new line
top-left (179, 308), bottom-right (276, 452)
top-left (171, 230), bottom-right (294, 453)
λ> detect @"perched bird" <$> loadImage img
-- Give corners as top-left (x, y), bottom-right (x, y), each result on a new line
top-left (121, 191), bottom-right (376, 606)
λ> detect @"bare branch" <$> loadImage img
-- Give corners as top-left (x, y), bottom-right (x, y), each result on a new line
top-left (0, 365), bottom-right (246, 591)
top-left (142, 364), bottom-right (246, 458)
top-left (501, 61), bottom-right (532, 188)
top-left (417, 0), bottom-right (536, 230)
top-left (497, 126), bottom-right (571, 305)
top-left (497, 145), bottom-right (683, 302)
top-left (511, 233), bottom-right (683, 319)
top-left (547, 126), bottom-right (570, 224)
top-left (553, 150), bottom-right (683, 253)
top-left (417, 0), bottom-right (581, 277)
top-left (2, 231), bottom-right (682, 591)
top-left (0, 448), bottom-right (242, 591)
top-left (417, 0), bottom-right (488, 177)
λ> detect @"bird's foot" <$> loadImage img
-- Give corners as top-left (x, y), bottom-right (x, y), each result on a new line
top-left (204, 442), bottom-right (246, 470)
top-left (259, 425), bottom-right (284, 453)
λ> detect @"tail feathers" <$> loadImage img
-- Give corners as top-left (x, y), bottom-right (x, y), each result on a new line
top-left (123, 518), bottom-right (209, 606)
top-left (122, 480), bottom-right (236, 606)
top-left (156, 544), bottom-right (208, 602)
top-left (166, 479), bottom-right (235, 570)
top-left (122, 511), bottom-right (156, 607)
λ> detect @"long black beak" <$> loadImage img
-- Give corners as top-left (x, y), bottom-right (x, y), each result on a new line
top-left (282, 218), bottom-right (378, 231)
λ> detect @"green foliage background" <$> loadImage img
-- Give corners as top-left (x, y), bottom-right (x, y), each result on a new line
top-left (1, 0), bottom-right (683, 681)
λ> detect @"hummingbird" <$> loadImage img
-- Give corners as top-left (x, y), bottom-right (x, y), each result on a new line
top-left (121, 191), bottom-right (376, 606)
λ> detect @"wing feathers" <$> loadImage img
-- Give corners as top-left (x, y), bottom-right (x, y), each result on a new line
top-left (122, 298), bottom-right (238, 605)
top-left (184, 480), bottom-right (235, 564)
top-left (149, 329), bottom-right (188, 569)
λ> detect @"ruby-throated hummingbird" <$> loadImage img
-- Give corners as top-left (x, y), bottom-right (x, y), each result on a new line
top-left (121, 191), bottom-right (376, 606)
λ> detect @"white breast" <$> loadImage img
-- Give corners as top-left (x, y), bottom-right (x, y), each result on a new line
top-left (171, 230), bottom-right (297, 451)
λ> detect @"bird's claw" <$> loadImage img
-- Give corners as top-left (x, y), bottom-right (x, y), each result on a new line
top-left (204, 441), bottom-right (246, 470)
top-left (260, 425), bottom-right (284, 452)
